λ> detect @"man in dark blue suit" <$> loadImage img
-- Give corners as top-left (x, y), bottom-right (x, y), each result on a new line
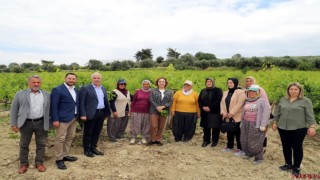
top-left (51, 73), bottom-right (79, 170)
top-left (79, 72), bottom-right (111, 157)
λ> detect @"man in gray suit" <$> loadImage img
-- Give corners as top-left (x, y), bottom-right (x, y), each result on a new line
top-left (10, 75), bottom-right (50, 174)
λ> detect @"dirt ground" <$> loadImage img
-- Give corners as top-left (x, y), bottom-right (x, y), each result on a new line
top-left (0, 112), bottom-right (319, 180)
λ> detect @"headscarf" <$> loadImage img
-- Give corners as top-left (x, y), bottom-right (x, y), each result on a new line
top-left (141, 80), bottom-right (151, 92)
top-left (116, 79), bottom-right (128, 95)
top-left (205, 77), bottom-right (215, 89)
top-left (227, 78), bottom-right (239, 93)
top-left (245, 76), bottom-right (256, 88)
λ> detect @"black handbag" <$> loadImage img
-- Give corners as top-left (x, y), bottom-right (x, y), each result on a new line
top-left (220, 118), bottom-right (237, 133)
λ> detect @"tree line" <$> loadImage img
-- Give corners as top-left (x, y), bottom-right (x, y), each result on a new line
top-left (1, 48), bottom-right (320, 73)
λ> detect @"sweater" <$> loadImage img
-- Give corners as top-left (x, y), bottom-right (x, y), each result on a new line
top-left (242, 98), bottom-right (271, 128)
top-left (130, 89), bottom-right (150, 113)
top-left (273, 97), bottom-right (315, 130)
top-left (171, 90), bottom-right (200, 114)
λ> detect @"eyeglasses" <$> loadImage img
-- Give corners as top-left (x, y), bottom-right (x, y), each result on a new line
top-left (119, 83), bottom-right (126, 85)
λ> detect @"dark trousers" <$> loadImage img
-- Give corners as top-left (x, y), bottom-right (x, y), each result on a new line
top-left (203, 128), bottom-right (220, 143)
top-left (172, 112), bottom-right (197, 141)
top-left (19, 120), bottom-right (48, 165)
top-left (83, 110), bottom-right (105, 151)
top-left (227, 122), bottom-right (241, 149)
top-left (107, 112), bottom-right (129, 139)
top-left (278, 128), bottom-right (307, 168)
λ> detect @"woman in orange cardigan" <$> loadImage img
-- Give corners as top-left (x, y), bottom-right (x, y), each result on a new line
top-left (171, 80), bottom-right (200, 142)
top-left (220, 78), bottom-right (246, 156)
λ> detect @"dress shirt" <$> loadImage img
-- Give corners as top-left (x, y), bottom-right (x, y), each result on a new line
top-left (92, 83), bottom-right (105, 109)
top-left (28, 89), bottom-right (44, 119)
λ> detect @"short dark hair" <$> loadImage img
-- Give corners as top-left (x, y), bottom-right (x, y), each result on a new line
top-left (155, 77), bottom-right (168, 87)
top-left (65, 73), bottom-right (77, 78)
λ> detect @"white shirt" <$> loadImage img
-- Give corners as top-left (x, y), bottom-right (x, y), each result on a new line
top-left (64, 83), bottom-right (77, 114)
top-left (28, 90), bottom-right (44, 119)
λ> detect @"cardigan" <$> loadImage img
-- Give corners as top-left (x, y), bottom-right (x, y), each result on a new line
top-left (242, 98), bottom-right (271, 128)
top-left (220, 89), bottom-right (246, 122)
top-left (149, 88), bottom-right (173, 114)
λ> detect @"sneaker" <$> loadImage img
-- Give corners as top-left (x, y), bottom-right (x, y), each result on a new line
top-left (292, 167), bottom-right (301, 176)
top-left (279, 164), bottom-right (293, 171)
top-left (234, 149), bottom-right (244, 156)
top-left (141, 138), bottom-right (147, 144)
top-left (253, 160), bottom-right (263, 165)
top-left (147, 141), bottom-right (155, 146)
top-left (221, 147), bottom-right (232, 153)
top-left (129, 138), bottom-right (135, 145)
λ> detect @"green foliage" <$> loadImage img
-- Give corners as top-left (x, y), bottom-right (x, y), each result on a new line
top-left (167, 48), bottom-right (180, 59)
top-left (135, 49), bottom-right (153, 62)
top-left (195, 52), bottom-right (217, 60)
top-left (140, 59), bottom-right (154, 68)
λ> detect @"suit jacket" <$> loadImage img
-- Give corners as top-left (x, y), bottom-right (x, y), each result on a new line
top-left (10, 89), bottom-right (51, 131)
top-left (149, 88), bottom-right (173, 114)
top-left (79, 84), bottom-right (111, 120)
top-left (50, 84), bottom-right (79, 123)
top-left (220, 89), bottom-right (246, 122)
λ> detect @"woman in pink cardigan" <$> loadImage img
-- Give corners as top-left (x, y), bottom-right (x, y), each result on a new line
top-left (220, 78), bottom-right (246, 156)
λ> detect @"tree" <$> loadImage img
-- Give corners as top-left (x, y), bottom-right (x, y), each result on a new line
top-left (156, 56), bottom-right (164, 64)
top-left (134, 49), bottom-right (153, 62)
top-left (60, 64), bottom-right (68, 70)
top-left (232, 53), bottom-right (242, 59)
top-left (140, 59), bottom-right (154, 68)
top-left (69, 62), bottom-right (80, 70)
top-left (195, 60), bottom-right (210, 69)
top-left (180, 53), bottom-right (195, 66)
top-left (167, 48), bottom-right (181, 59)
top-left (195, 52), bottom-right (217, 60)
top-left (87, 59), bottom-right (103, 70)
top-left (41, 59), bottom-right (56, 71)
top-left (8, 63), bottom-right (24, 73)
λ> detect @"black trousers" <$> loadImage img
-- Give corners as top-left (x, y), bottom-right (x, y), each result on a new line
top-left (278, 128), bottom-right (307, 168)
top-left (83, 110), bottom-right (105, 151)
top-left (172, 112), bottom-right (197, 141)
top-left (227, 122), bottom-right (241, 149)
top-left (203, 128), bottom-right (220, 143)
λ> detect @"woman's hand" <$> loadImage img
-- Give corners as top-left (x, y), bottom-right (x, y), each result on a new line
top-left (307, 127), bottom-right (316, 137)
top-left (156, 106), bottom-right (164, 112)
top-left (272, 123), bottom-right (277, 131)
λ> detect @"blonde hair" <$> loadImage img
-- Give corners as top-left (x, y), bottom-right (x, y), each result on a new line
top-left (286, 82), bottom-right (304, 99)
top-left (91, 72), bottom-right (102, 79)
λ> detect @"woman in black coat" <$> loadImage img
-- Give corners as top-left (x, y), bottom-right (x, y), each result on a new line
top-left (198, 78), bottom-right (223, 147)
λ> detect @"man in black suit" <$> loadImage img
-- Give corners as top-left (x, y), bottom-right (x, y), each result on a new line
top-left (79, 72), bottom-right (111, 157)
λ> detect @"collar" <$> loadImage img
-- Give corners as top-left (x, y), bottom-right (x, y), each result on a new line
top-left (64, 83), bottom-right (75, 89)
top-left (28, 89), bottom-right (42, 94)
top-left (92, 83), bottom-right (102, 88)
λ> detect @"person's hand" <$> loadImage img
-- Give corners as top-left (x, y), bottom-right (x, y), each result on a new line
top-left (307, 127), bottom-right (316, 137)
top-left (156, 106), bottom-right (164, 112)
top-left (113, 112), bottom-right (118, 118)
top-left (272, 123), bottom-right (277, 131)
top-left (11, 126), bottom-right (19, 133)
top-left (53, 121), bottom-right (60, 128)
top-left (80, 116), bottom-right (87, 121)
top-left (260, 126), bottom-right (266, 131)
top-left (221, 113), bottom-right (228, 119)
top-left (203, 106), bottom-right (210, 112)
top-left (171, 111), bottom-right (175, 117)
top-left (227, 113), bottom-right (233, 119)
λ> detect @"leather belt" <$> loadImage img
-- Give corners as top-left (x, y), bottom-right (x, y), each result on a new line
top-left (26, 117), bottom-right (44, 121)
top-left (96, 108), bottom-right (105, 112)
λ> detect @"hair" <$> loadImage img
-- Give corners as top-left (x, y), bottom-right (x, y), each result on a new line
top-left (27, 75), bottom-right (42, 82)
top-left (141, 80), bottom-right (151, 85)
top-left (65, 72), bottom-right (77, 78)
top-left (155, 77), bottom-right (168, 87)
top-left (205, 77), bottom-right (215, 88)
top-left (286, 82), bottom-right (304, 99)
top-left (91, 72), bottom-right (102, 79)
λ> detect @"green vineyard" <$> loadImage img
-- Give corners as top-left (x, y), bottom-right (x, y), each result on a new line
top-left (1, 68), bottom-right (319, 123)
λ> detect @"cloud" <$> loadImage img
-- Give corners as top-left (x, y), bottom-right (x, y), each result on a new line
top-left (0, 0), bottom-right (319, 65)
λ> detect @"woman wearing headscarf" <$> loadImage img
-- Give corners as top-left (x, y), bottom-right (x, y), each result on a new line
top-left (107, 79), bottom-right (132, 142)
top-left (220, 78), bottom-right (246, 156)
top-left (240, 85), bottom-right (270, 165)
top-left (198, 78), bottom-right (223, 147)
top-left (272, 82), bottom-right (316, 176)
top-left (148, 77), bottom-right (173, 146)
top-left (171, 80), bottom-right (200, 142)
top-left (129, 80), bottom-right (151, 145)
top-left (244, 76), bottom-right (271, 153)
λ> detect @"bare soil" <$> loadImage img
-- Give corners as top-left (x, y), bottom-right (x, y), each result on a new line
top-left (0, 112), bottom-right (319, 180)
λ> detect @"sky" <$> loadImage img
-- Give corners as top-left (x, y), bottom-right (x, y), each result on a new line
top-left (0, 0), bottom-right (320, 66)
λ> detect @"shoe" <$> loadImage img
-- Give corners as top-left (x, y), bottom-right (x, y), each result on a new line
top-left (292, 167), bottom-right (301, 176)
top-left (18, 164), bottom-right (28, 174)
top-left (110, 138), bottom-right (118, 142)
top-left (141, 138), bottom-right (147, 144)
top-left (242, 154), bottom-right (252, 159)
top-left (35, 164), bottom-right (46, 172)
top-left (234, 149), bottom-right (245, 157)
top-left (129, 138), bottom-right (136, 145)
top-left (84, 150), bottom-right (95, 157)
top-left (279, 164), bottom-right (293, 171)
top-left (56, 160), bottom-right (67, 170)
top-left (155, 141), bottom-right (163, 146)
top-left (63, 156), bottom-right (78, 162)
top-left (221, 147), bottom-right (232, 153)
top-left (147, 141), bottom-right (155, 146)
top-left (91, 149), bottom-right (104, 156)
top-left (202, 142), bottom-right (210, 147)
top-left (211, 142), bottom-right (217, 147)
top-left (253, 159), bottom-right (263, 165)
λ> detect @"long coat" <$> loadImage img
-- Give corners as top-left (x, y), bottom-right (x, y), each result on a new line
top-left (198, 87), bottom-right (223, 128)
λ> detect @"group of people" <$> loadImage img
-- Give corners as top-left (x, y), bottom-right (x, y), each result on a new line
top-left (10, 73), bottom-right (316, 176)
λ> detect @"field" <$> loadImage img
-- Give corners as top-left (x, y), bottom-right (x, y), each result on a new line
top-left (0, 69), bottom-right (319, 179)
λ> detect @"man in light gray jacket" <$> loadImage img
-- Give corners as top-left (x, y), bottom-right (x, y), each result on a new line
top-left (10, 75), bottom-right (50, 174)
